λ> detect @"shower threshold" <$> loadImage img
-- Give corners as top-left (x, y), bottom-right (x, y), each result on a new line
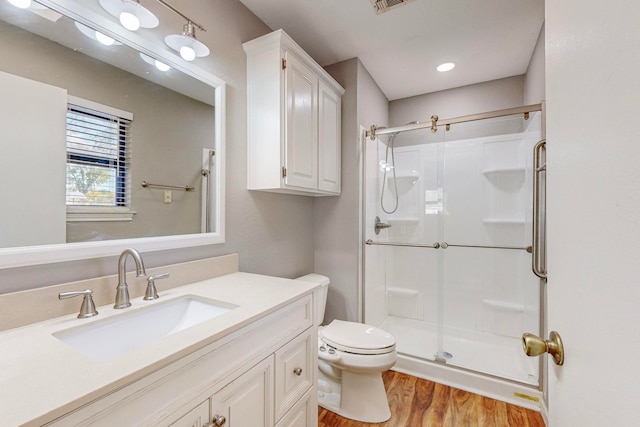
top-left (380, 315), bottom-right (538, 386)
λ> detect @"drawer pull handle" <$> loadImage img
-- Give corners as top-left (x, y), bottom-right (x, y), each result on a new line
top-left (293, 367), bottom-right (303, 376)
top-left (210, 415), bottom-right (226, 426)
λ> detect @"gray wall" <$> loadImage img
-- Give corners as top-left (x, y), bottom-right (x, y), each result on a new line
top-left (389, 75), bottom-right (525, 126)
top-left (0, 0), bottom-right (315, 293)
top-left (316, 59), bottom-right (389, 324)
top-left (524, 24), bottom-right (546, 105)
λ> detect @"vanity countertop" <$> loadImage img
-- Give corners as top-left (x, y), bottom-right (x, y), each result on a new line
top-left (0, 272), bottom-right (317, 427)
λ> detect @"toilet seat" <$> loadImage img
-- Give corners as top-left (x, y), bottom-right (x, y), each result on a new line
top-left (320, 320), bottom-right (396, 355)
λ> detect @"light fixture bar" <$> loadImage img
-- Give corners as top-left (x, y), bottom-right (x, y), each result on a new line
top-left (154, 0), bottom-right (205, 31)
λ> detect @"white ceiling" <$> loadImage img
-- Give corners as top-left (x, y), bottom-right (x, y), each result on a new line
top-left (238, 0), bottom-right (544, 101)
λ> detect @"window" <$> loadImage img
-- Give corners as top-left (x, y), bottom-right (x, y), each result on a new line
top-left (66, 96), bottom-right (134, 221)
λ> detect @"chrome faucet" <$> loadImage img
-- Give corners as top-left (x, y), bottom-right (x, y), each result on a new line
top-left (114, 248), bottom-right (146, 309)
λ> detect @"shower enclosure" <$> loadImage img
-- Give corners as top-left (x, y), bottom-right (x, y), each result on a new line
top-left (363, 106), bottom-right (545, 401)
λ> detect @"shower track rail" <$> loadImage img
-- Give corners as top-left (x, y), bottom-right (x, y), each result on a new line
top-left (365, 103), bottom-right (543, 138)
top-left (365, 240), bottom-right (532, 252)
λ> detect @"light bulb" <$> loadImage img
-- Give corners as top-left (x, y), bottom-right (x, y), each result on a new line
top-left (154, 60), bottom-right (170, 72)
top-left (7, 0), bottom-right (31, 8)
top-left (180, 46), bottom-right (196, 61)
top-left (120, 11), bottom-right (140, 31)
top-left (95, 31), bottom-right (115, 46)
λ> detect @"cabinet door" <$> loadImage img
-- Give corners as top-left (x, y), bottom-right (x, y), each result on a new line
top-left (169, 400), bottom-right (210, 427)
top-left (275, 389), bottom-right (317, 427)
top-left (317, 80), bottom-right (341, 194)
top-left (274, 330), bottom-right (314, 420)
top-left (284, 51), bottom-right (318, 190)
top-left (210, 356), bottom-right (274, 427)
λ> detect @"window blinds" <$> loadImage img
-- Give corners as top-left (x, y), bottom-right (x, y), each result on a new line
top-left (65, 103), bottom-right (131, 207)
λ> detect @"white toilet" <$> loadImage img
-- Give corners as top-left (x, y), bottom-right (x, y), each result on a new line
top-left (297, 274), bottom-right (397, 423)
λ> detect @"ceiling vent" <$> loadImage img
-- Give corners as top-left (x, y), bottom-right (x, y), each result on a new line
top-left (370, 0), bottom-right (412, 14)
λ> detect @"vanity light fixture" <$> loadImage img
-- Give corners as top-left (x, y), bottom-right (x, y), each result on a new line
top-left (437, 62), bottom-right (455, 72)
top-left (139, 52), bottom-right (171, 71)
top-left (74, 22), bottom-right (123, 46)
top-left (95, 0), bottom-right (209, 62)
top-left (99, 0), bottom-right (159, 32)
top-left (164, 21), bottom-right (209, 61)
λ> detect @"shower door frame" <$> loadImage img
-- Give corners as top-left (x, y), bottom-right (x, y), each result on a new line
top-left (359, 102), bottom-right (547, 408)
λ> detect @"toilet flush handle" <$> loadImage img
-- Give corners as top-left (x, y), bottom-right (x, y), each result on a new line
top-left (318, 346), bottom-right (341, 363)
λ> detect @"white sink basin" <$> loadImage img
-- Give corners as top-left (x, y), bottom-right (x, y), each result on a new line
top-left (53, 295), bottom-right (237, 361)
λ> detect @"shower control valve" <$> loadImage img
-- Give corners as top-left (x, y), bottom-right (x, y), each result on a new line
top-left (374, 216), bottom-right (392, 235)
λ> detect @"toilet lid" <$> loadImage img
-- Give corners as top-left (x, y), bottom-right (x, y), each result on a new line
top-left (320, 320), bottom-right (396, 355)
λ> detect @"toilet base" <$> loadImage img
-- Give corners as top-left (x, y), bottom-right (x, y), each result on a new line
top-left (318, 367), bottom-right (391, 423)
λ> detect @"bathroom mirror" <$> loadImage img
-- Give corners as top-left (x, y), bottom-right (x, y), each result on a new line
top-left (0, 0), bottom-right (225, 268)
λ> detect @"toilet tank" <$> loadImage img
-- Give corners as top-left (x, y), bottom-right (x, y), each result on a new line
top-left (296, 274), bottom-right (329, 325)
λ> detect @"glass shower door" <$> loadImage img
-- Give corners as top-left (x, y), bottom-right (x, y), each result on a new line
top-left (363, 127), bottom-right (444, 364)
top-left (439, 112), bottom-right (542, 384)
top-left (363, 111), bottom-right (542, 386)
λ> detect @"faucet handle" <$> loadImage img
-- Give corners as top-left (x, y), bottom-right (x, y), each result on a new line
top-left (144, 273), bottom-right (170, 300)
top-left (59, 289), bottom-right (99, 319)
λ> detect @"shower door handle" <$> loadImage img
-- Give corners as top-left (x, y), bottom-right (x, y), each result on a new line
top-left (532, 139), bottom-right (547, 279)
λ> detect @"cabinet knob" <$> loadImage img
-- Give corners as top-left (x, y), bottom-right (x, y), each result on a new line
top-left (212, 415), bottom-right (226, 426)
top-left (293, 367), bottom-right (303, 376)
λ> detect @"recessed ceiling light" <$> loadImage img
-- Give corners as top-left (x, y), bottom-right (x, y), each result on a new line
top-left (437, 62), bottom-right (455, 72)
top-left (7, 0), bottom-right (31, 8)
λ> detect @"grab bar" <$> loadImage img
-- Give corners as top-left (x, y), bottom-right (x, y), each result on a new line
top-left (202, 169), bottom-right (211, 232)
top-left (141, 181), bottom-right (195, 191)
top-left (532, 139), bottom-right (547, 279)
top-left (366, 240), bottom-right (440, 249)
top-left (441, 242), bottom-right (532, 252)
top-left (201, 149), bottom-right (215, 233)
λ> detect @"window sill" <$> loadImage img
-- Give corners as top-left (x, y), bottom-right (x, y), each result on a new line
top-left (67, 207), bottom-right (136, 222)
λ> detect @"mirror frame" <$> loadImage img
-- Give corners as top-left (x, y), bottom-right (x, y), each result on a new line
top-left (0, 0), bottom-right (225, 269)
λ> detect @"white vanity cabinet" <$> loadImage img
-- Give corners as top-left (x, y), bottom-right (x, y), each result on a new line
top-left (244, 30), bottom-right (344, 196)
top-left (47, 294), bottom-right (317, 427)
top-left (173, 356), bottom-right (274, 427)
top-left (169, 400), bottom-right (209, 427)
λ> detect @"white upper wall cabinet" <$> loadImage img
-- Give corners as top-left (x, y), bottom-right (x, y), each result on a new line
top-left (244, 30), bottom-right (344, 196)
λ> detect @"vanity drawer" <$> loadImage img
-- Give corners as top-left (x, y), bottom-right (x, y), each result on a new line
top-left (274, 329), bottom-right (314, 421)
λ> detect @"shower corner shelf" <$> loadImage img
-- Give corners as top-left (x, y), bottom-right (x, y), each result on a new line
top-left (482, 299), bottom-right (525, 313)
top-left (387, 171), bottom-right (420, 182)
top-left (482, 167), bottom-right (526, 180)
top-left (482, 167), bottom-right (525, 178)
top-left (482, 218), bottom-right (526, 225)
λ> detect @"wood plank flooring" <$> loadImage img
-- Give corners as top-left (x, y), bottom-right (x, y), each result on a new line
top-left (318, 370), bottom-right (545, 427)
